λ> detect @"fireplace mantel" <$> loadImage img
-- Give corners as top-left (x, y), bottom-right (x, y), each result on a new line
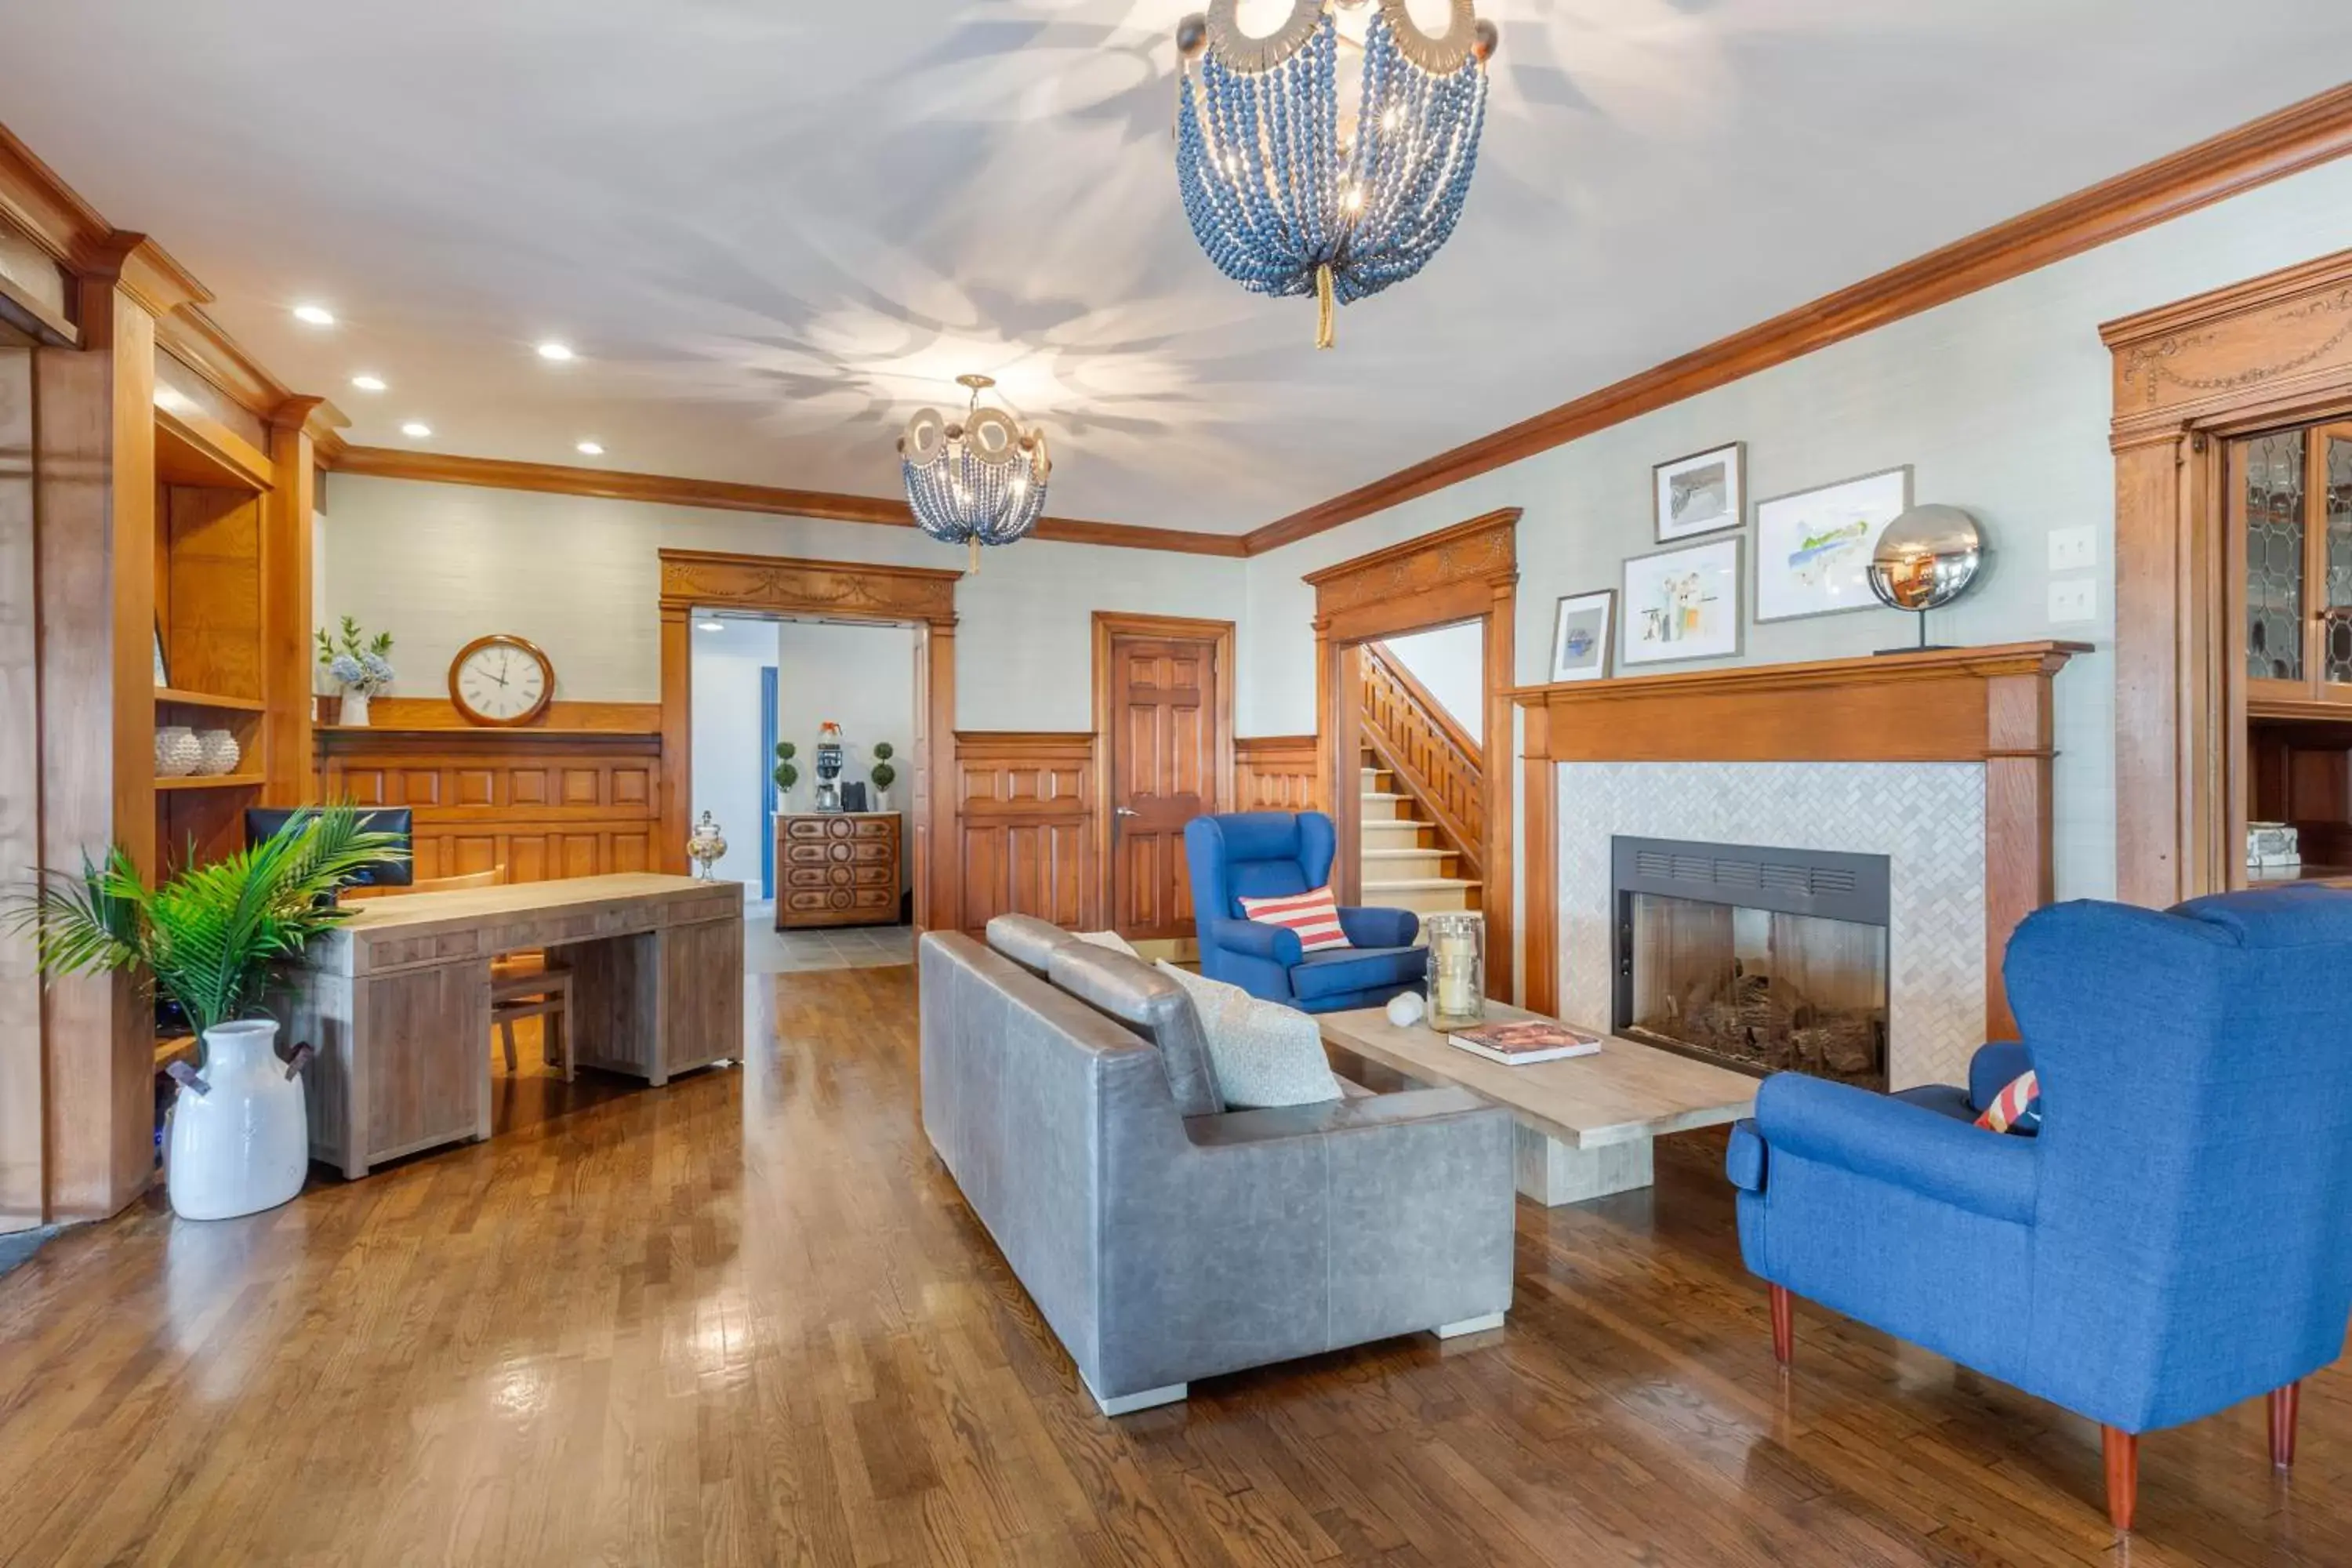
top-left (1515, 641), bottom-right (2090, 1037)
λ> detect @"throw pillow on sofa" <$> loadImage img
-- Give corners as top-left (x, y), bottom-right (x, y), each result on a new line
top-left (1975, 1069), bottom-right (2042, 1134)
top-left (1156, 961), bottom-right (1343, 1109)
top-left (1236, 885), bottom-right (1352, 952)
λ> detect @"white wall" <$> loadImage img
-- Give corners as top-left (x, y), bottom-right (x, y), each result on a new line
top-left (315, 475), bottom-right (1248, 732)
top-left (774, 619), bottom-right (917, 888)
top-left (1243, 155), bottom-right (2352, 910)
top-left (688, 616), bottom-right (774, 889)
top-left (1377, 621), bottom-right (1485, 744)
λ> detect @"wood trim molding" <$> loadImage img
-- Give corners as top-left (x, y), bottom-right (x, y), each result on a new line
top-left (334, 445), bottom-right (1250, 558)
top-left (0, 120), bottom-right (109, 267)
top-left (1243, 83), bottom-right (2352, 556)
top-left (659, 546), bottom-right (961, 626)
top-left (652, 548), bottom-right (960, 929)
top-left (317, 695), bottom-right (662, 732)
top-left (1514, 641), bottom-right (2088, 1035)
top-left (1091, 612), bottom-right (1237, 936)
top-left (1310, 509), bottom-right (1516, 997)
top-left (2106, 245), bottom-right (2352, 907)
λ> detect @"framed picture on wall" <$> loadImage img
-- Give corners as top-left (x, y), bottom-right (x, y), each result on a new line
top-left (1753, 465), bottom-right (1912, 622)
top-left (1653, 441), bottom-right (1744, 542)
top-left (1623, 537), bottom-right (1740, 666)
top-left (1548, 590), bottom-right (1615, 683)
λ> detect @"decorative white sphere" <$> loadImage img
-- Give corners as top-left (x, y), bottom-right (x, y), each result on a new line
top-left (1385, 990), bottom-right (1428, 1029)
top-left (195, 728), bottom-right (241, 777)
top-left (155, 726), bottom-right (201, 779)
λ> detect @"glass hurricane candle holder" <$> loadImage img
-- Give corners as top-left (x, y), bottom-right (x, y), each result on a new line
top-left (1424, 912), bottom-right (1486, 1031)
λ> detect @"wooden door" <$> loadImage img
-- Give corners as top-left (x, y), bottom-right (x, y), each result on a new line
top-left (1107, 630), bottom-right (1223, 940)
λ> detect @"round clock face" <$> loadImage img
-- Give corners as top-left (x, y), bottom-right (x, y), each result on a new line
top-left (449, 635), bottom-right (553, 726)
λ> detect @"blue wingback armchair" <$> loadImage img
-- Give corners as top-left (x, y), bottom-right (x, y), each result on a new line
top-left (1185, 811), bottom-right (1428, 1013)
top-left (1727, 887), bottom-right (2352, 1530)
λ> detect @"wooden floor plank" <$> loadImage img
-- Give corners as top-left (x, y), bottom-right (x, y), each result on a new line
top-left (0, 968), bottom-right (2344, 1566)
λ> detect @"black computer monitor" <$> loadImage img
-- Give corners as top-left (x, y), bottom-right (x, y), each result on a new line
top-left (244, 807), bottom-right (415, 887)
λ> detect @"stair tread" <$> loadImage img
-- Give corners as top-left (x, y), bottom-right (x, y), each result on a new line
top-left (1361, 791), bottom-right (1410, 801)
top-left (1362, 848), bottom-right (1454, 861)
top-left (1363, 876), bottom-right (1479, 891)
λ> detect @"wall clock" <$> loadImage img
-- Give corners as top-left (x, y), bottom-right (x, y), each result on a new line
top-left (448, 633), bottom-right (554, 726)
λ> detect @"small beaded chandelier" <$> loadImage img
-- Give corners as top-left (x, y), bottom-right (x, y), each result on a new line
top-left (898, 374), bottom-right (1051, 571)
top-left (1174, 0), bottom-right (1499, 349)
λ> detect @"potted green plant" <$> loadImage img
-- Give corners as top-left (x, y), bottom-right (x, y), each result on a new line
top-left (869, 742), bottom-right (897, 811)
top-left (773, 741), bottom-right (799, 804)
top-left (5, 806), bottom-right (408, 1220)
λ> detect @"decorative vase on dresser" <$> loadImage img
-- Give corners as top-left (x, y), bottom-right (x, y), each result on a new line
top-left (775, 812), bottom-right (902, 930)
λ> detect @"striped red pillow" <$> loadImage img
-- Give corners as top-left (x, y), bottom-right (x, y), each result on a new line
top-left (1237, 885), bottom-right (1352, 953)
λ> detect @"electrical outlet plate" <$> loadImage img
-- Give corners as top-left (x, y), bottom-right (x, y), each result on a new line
top-left (2048, 525), bottom-right (2096, 572)
top-left (2049, 579), bottom-right (2097, 624)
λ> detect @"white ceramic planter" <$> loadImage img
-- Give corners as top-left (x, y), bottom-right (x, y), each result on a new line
top-left (339, 689), bottom-right (371, 727)
top-left (167, 1018), bottom-right (310, 1221)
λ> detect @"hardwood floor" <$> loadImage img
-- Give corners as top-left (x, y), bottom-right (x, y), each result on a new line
top-left (1, 964), bottom-right (2343, 1566)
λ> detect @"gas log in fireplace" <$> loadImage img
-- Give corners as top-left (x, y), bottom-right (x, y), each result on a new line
top-left (1612, 837), bottom-right (1890, 1091)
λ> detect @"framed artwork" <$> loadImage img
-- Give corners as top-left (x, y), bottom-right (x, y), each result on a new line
top-left (1653, 441), bottom-right (1744, 542)
top-left (1623, 537), bottom-right (1740, 666)
top-left (1548, 590), bottom-right (1615, 683)
top-left (1753, 465), bottom-right (1913, 622)
top-left (153, 620), bottom-right (171, 688)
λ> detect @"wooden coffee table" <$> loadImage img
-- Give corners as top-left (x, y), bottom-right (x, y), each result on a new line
top-left (1318, 1001), bottom-right (1759, 1205)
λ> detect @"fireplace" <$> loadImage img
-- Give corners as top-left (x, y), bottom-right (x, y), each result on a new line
top-left (1611, 836), bottom-right (1890, 1090)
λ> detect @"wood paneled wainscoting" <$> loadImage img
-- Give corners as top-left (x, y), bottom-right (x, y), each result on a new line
top-left (314, 710), bottom-right (663, 882)
top-left (1235, 735), bottom-right (1322, 812)
top-left (954, 731), bottom-right (1095, 931)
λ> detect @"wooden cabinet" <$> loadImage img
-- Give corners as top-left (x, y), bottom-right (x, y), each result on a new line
top-left (2235, 421), bottom-right (2352, 710)
top-left (775, 812), bottom-right (902, 929)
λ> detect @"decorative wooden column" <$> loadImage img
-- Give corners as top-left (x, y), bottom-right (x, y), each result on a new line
top-left (1513, 641), bottom-right (2085, 1040)
top-left (33, 237), bottom-right (201, 1218)
top-left (261, 397), bottom-right (339, 808)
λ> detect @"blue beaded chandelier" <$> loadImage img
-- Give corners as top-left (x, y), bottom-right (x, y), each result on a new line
top-left (1174, 0), bottom-right (1499, 349)
top-left (898, 374), bottom-right (1051, 572)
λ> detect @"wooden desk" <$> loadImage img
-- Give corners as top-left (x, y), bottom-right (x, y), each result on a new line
top-left (1319, 1001), bottom-right (1758, 1206)
top-left (281, 874), bottom-right (744, 1178)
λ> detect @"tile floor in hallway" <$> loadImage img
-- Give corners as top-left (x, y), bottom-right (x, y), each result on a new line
top-left (743, 906), bottom-right (915, 973)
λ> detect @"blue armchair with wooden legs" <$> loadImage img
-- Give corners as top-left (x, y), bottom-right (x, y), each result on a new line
top-left (1726, 886), bottom-right (2352, 1531)
top-left (1185, 811), bottom-right (1428, 1013)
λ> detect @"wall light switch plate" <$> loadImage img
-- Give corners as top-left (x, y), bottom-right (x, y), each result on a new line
top-left (2048, 525), bottom-right (2097, 572)
top-left (2049, 579), bottom-right (2098, 625)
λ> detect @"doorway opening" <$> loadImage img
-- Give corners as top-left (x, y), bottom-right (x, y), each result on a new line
top-left (688, 613), bottom-right (919, 965)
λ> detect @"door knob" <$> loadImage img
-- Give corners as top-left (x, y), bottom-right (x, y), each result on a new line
top-left (1114, 807), bottom-right (1140, 819)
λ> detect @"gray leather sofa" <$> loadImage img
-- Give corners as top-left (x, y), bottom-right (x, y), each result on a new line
top-left (919, 914), bottom-right (1515, 1415)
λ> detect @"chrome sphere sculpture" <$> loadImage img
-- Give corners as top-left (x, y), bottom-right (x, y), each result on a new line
top-left (1866, 504), bottom-right (1986, 652)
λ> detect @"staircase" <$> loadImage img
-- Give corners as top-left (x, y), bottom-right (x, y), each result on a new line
top-left (1359, 753), bottom-right (1479, 918)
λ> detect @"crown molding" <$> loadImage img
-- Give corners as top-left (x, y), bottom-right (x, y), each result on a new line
top-left (330, 445), bottom-right (1252, 557)
top-left (1241, 82), bottom-right (2352, 557)
top-left (0, 120), bottom-right (109, 266)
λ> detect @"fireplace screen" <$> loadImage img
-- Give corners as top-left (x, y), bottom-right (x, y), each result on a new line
top-left (1612, 837), bottom-right (1890, 1091)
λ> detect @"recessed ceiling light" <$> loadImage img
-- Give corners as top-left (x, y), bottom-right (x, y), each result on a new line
top-left (400, 421), bottom-right (432, 438)
top-left (350, 374), bottom-right (387, 392)
top-left (697, 618), bottom-right (725, 633)
top-left (575, 440), bottom-right (604, 456)
top-left (292, 303), bottom-right (336, 326)
top-left (536, 342), bottom-right (575, 362)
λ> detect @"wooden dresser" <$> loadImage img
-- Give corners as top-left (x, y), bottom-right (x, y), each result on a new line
top-left (775, 812), bottom-right (903, 929)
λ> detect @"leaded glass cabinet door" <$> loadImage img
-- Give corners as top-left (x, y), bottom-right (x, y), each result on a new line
top-left (2315, 422), bottom-right (2352, 703)
top-left (2236, 429), bottom-right (2310, 706)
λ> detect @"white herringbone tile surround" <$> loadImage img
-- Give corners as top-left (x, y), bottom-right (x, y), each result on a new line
top-left (1555, 763), bottom-right (1987, 1091)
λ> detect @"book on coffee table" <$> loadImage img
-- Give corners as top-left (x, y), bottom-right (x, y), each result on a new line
top-left (1449, 1018), bottom-right (1602, 1065)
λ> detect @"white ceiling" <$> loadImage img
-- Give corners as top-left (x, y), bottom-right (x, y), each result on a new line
top-left (8, 2), bottom-right (2350, 535)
